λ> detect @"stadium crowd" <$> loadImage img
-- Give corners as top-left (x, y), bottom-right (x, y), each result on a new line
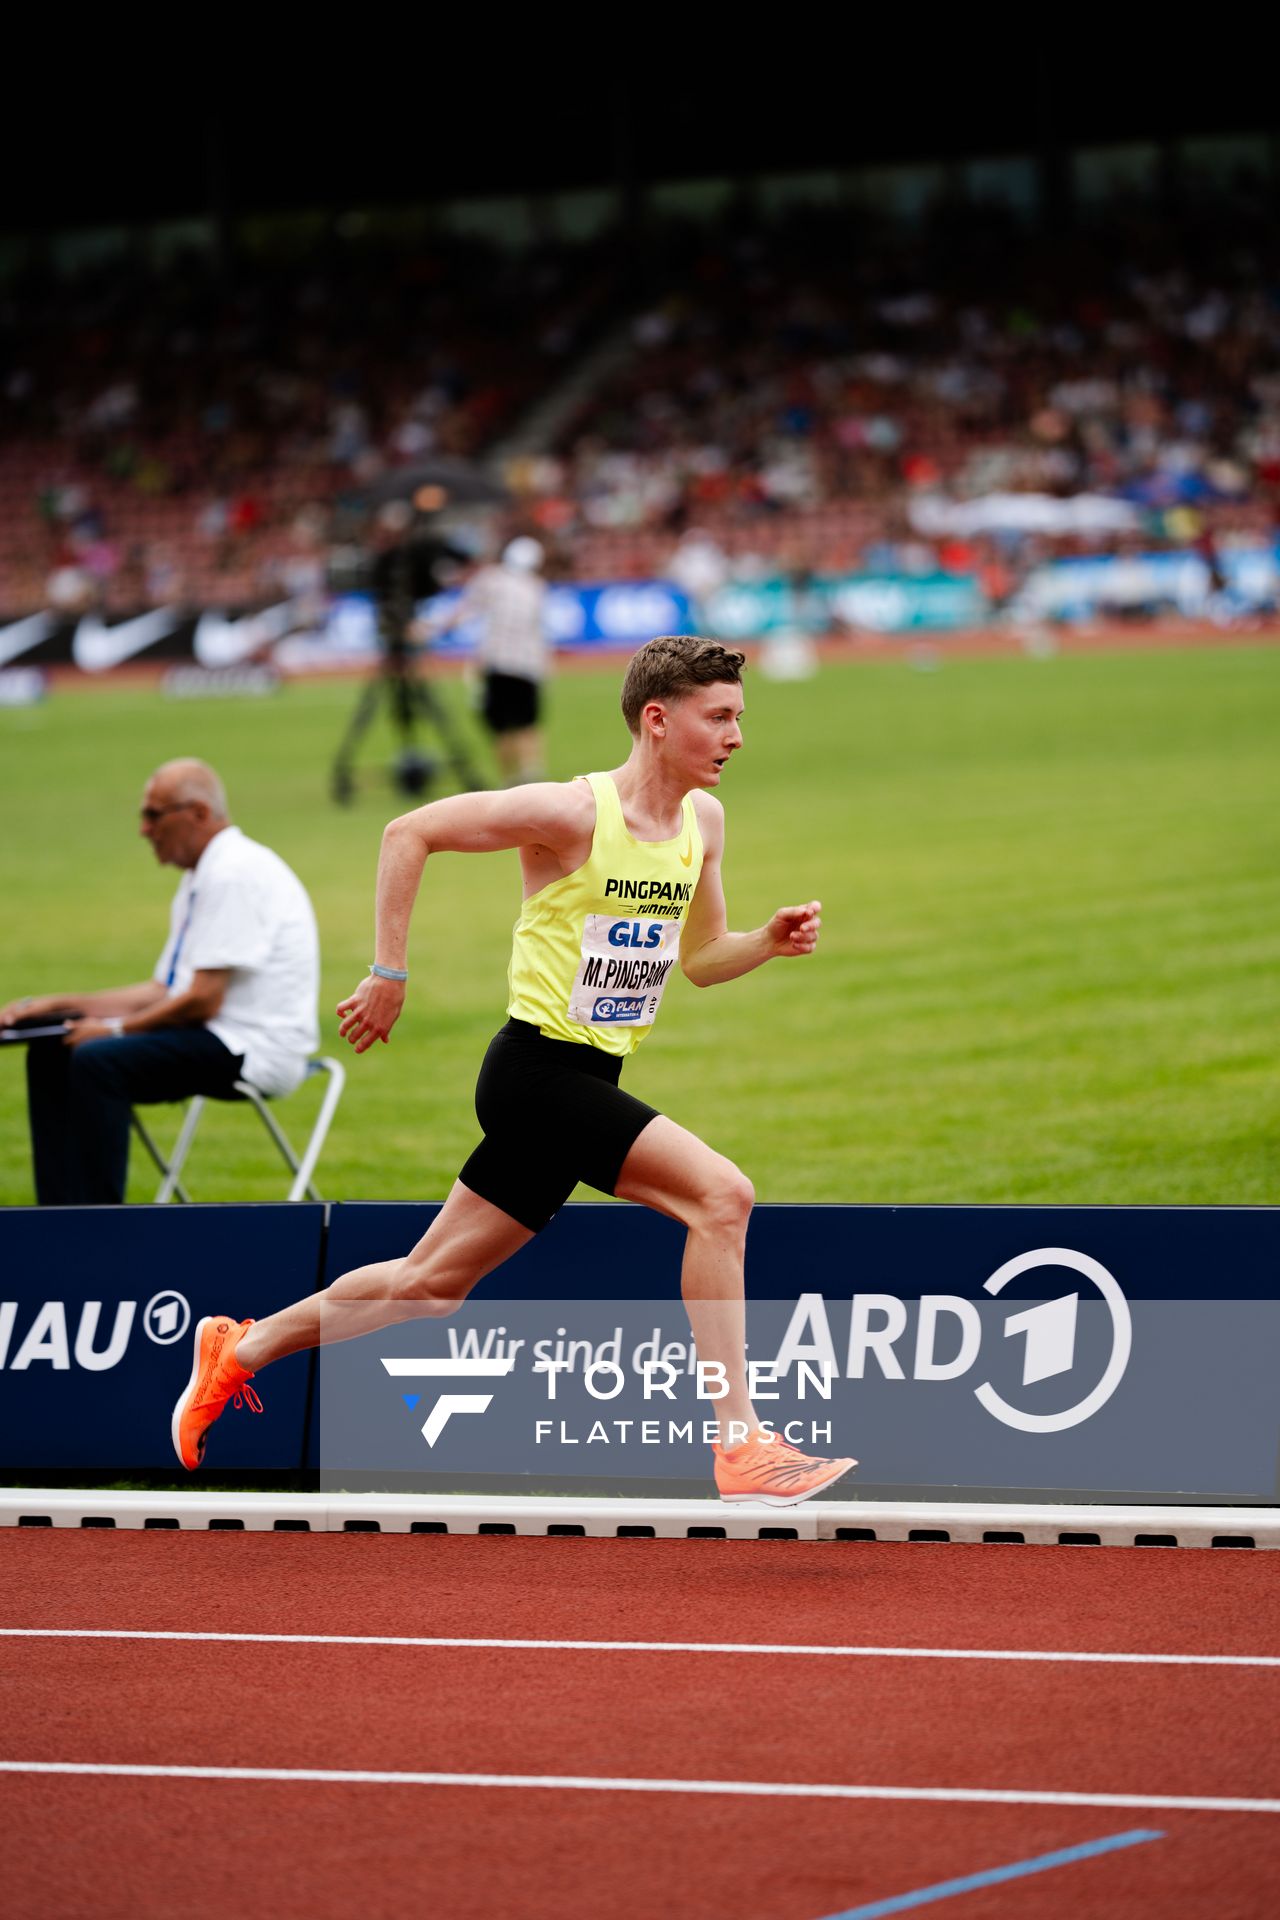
top-left (2, 187), bottom-right (1277, 623)
top-left (538, 195), bottom-right (1280, 602)
top-left (0, 235), bottom-right (618, 618)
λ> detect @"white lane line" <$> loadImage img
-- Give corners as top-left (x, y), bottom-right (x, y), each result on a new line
top-left (0, 1761), bottom-right (1275, 1813)
top-left (1, 1628), bottom-right (1277, 1668)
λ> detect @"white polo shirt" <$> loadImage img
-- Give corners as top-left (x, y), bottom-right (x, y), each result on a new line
top-left (154, 825), bottom-right (320, 1096)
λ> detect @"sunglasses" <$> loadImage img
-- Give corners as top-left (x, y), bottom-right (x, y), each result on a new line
top-left (139, 802), bottom-right (197, 825)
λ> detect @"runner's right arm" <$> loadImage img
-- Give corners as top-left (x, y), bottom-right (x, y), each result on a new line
top-left (336, 783), bottom-right (592, 1054)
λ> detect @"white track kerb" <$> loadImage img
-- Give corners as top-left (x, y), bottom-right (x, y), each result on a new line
top-left (0, 1490), bottom-right (1277, 1546)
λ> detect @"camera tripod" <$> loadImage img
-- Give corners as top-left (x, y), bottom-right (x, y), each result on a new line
top-left (330, 636), bottom-right (488, 804)
top-left (330, 523), bottom-right (489, 804)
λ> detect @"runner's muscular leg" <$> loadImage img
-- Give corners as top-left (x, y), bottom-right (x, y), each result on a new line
top-left (235, 1179), bottom-right (534, 1371)
top-left (614, 1115), bottom-right (757, 1436)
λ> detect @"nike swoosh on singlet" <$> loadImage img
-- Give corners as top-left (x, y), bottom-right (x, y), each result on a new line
top-left (679, 837), bottom-right (693, 867)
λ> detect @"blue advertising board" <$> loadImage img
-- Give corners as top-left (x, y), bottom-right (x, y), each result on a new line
top-left (1019, 544), bottom-right (1279, 621)
top-left (317, 1203), bottom-right (1280, 1504)
top-left (3, 1202), bottom-right (1278, 1500)
top-left (705, 572), bottom-right (988, 638)
top-left (0, 1204), bottom-right (322, 1470)
top-left (325, 580), bottom-right (697, 661)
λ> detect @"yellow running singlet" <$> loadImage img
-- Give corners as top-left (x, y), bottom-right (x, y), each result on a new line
top-left (507, 771), bottom-right (704, 1055)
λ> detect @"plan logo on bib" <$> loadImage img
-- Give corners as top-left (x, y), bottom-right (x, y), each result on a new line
top-left (593, 995), bottom-right (646, 1023)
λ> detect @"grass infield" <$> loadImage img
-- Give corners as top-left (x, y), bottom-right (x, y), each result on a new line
top-left (1, 641), bottom-right (1276, 1207)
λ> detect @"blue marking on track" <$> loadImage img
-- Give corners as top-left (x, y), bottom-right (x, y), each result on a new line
top-left (401, 1394), bottom-right (420, 1411)
top-left (816, 1827), bottom-right (1164, 1918)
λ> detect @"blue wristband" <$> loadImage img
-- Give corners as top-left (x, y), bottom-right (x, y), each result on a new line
top-left (369, 963), bottom-right (408, 982)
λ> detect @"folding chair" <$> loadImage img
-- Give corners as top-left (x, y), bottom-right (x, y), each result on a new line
top-left (130, 1056), bottom-right (346, 1203)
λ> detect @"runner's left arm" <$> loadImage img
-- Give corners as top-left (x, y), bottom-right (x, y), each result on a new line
top-left (680, 796), bottom-right (821, 987)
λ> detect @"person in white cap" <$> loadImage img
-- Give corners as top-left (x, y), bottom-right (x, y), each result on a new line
top-left (444, 535), bottom-right (551, 784)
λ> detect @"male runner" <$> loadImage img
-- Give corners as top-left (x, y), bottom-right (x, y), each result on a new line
top-left (173, 634), bottom-right (856, 1505)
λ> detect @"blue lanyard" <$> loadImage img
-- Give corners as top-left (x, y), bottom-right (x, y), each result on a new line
top-left (165, 888), bottom-right (198, 989)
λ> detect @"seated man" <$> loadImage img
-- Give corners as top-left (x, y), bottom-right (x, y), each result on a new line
top-left (0, 758), bottom-right (319, 1204)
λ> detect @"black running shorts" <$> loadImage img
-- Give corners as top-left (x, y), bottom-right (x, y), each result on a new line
top-left (459, 1018), bottom-right (660, 1231)
top-left (483, 671), bottom-right (540, 735)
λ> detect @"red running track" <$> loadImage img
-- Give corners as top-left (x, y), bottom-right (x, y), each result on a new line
top-left (1, 1533), bottom-right (1278, 1920)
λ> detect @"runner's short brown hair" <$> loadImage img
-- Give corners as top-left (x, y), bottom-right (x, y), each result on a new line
top-left (620, 635), bottom-right (747, 734)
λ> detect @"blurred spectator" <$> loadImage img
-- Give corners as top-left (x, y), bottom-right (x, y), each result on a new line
top-left (436, 537), bottom-right (551, 785)
top-left (666, 528), bottom-right (731, 619)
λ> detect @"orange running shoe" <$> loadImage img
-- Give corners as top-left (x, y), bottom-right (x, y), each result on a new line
top-left (714, 1429), bottom-right (857, 1506)
top-left (171, 1316), bottom-right (262, 1470)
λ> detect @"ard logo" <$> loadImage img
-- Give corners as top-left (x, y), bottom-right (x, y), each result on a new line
top-left (144, 1292), bottom-right (192, 1346)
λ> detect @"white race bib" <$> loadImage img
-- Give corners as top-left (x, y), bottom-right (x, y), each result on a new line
top-left (567, 914), bottom-right (682, 1029)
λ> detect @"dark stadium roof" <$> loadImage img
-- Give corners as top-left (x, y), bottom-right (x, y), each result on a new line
top-left (6, 31), bottom-right (1275, 233)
